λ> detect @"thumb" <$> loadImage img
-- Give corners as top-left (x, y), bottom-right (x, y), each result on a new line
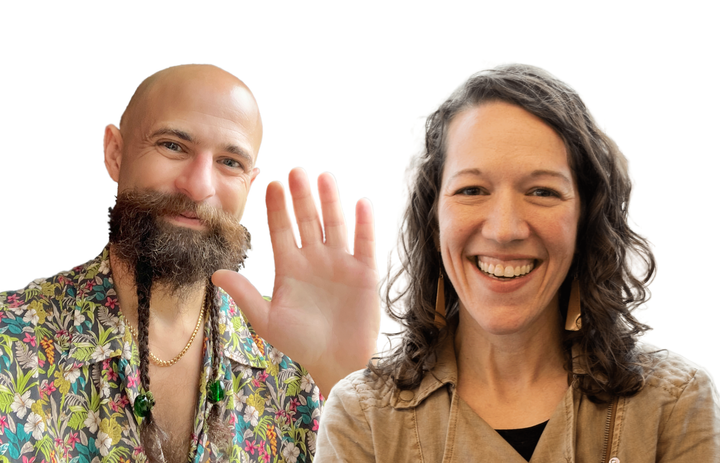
top-left (212, 269), bottom-right (270, 337)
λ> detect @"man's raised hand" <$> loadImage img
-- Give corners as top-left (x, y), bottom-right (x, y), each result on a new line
top-left (212, 168), bottom-right (380, 396)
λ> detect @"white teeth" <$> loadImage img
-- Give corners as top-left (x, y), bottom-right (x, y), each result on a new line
top-left (477, 259), bottom-right (535, 278)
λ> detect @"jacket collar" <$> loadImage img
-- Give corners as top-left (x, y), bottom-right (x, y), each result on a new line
top-left (390, 330), bottom-right (584, 410)
top-left (391, 332), bottom-right (458, 409)
top-left (60, 246), bottom-right (267, 370)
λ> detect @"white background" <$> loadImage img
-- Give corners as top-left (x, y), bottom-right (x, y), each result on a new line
top-left (1, 2), bottom-right (718, 380)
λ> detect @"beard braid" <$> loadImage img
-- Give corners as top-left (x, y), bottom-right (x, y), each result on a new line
top-left (108, 189), bottom-right (246, 461)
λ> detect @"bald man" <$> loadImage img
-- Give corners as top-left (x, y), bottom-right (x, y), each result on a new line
top-left (0, 65), bottom-right (379, 463)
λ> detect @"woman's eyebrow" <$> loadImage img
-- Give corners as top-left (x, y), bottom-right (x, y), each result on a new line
top-left (529, 169), bottom-right (572, 186)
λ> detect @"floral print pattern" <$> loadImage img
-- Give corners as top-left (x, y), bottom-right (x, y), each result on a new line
top-left (0, 247), bottom-right (322, 462)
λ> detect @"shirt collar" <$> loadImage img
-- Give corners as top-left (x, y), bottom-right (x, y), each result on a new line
top-left (60, 246), bottom-right (268, 370)
top-left (61, 246), bottom-right (127, 369)
top-left (216, 289), bottom-right (268, 369)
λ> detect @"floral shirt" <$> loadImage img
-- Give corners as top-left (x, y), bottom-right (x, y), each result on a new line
top-left (0, 247), bottom-right (322, 463)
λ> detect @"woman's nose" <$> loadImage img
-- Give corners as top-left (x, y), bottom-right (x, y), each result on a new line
top-left (481, 194), bottom-right (530, 244)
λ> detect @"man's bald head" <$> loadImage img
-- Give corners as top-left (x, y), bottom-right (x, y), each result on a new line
top-left (104, 64), bottom-right (264, 220)
top-left (119, 64), bottom-right (263, 153)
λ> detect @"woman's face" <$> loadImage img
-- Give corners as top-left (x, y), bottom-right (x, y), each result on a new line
top-left (438, 101), bottom-right (581, 337)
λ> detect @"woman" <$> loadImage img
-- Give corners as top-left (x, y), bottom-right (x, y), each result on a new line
top-left (314, 64), bottom-right (720, 462)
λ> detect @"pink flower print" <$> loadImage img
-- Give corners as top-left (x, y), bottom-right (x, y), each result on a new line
top-left (288, 398), bottom-right (300, 412)
top-left (6, 294), bottom-right (22, 308)
top-left (229, 414), bottom-right (238, 425)
top-left (312, 419), bottom-right (319, 431)
top-left (259, 447), bottom-right (271, 463)
top-left (133, 446), bottom-right (144, 457)
top-left (22, 456), bottom-right (35, 463)
top-left (244, 439), bottom-right (257, 455)
top-left (0, 415), bottom-right (8, 433)
top-left (23, 333), bottom-right (37, 347)
top-left (109, 394), bottom-right (130, 412)
top-left (105, 297), bottom-right (118, 309)
top-left (127, 371), bottom-right (139, 387)
top-left (104, 362), bottom-right (118, 381)
top-left (67, 432), bottom-right (80, 448)
top-left (40, 380), bottom-right (56, 398)
top-left (258, 371), bottom-right (269, 382)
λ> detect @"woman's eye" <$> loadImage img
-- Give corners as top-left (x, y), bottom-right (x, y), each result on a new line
top-left (457, 186), bottom-right (483, 196)
top-left (529, 188), bottom-right (559, 198)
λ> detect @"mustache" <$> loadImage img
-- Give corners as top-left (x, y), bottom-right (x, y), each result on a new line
top-left (112, 190), bottom-right (231, 230)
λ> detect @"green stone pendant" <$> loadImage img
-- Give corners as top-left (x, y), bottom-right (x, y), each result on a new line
top-left (208, 380), bottom-right (225, 403)
top-left (134, 391), bottom-right (155, 418)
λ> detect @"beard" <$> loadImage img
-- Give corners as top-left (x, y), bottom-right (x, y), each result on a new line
top-left (108, 189), bottom-right (251, 295)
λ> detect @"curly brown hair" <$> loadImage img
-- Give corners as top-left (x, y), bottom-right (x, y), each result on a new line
top-left (375, 64), bottom-right (656, 403)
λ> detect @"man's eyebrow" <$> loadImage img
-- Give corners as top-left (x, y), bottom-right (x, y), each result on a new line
top-left (224, 144), bottom-right (253, 165)
top-left (150, 128), bottom-right (194, 142)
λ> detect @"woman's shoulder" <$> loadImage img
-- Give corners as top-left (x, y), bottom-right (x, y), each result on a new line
top-left (637, 343), bottom-right (718, 399)
top-left (331, 367), bottom-right (399, 411)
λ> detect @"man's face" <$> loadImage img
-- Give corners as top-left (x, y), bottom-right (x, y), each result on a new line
top-left (106, 66), bottom-right (263, 226)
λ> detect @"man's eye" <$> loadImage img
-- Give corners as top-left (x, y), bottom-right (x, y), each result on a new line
top-left (162, 141), bottom-right (182, 151)
top-left (220, 158), bottom-right (243, 169)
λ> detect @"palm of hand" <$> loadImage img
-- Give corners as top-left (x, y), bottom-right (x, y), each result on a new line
top-left (213, 168), bottom-right (380, 395)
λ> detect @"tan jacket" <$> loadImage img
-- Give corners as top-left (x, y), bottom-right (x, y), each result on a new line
top-left (316, 337), bottom-right (720, 462)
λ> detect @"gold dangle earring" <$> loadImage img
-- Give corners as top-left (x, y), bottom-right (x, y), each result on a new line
top-left (434, 271), bottom-right (446, 328)
top-left (565, 279), bottom-right (582, 331)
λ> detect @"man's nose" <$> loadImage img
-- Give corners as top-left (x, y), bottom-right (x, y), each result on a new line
top-left (175, 153), bottom-right (215, 202)
top-left (481, 193), bottom-right (530, 244)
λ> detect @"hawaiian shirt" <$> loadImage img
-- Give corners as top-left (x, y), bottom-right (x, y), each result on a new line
top-left (0, 247), bottom-right (322, 463)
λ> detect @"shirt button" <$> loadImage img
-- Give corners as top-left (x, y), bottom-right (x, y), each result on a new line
top-left (609, 458), bottom-right (620, 463)
top-left (399, 390), bottom-right (414, 401)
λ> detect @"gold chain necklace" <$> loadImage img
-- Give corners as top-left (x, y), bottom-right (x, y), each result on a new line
top-left (125, 299), bottom-right (207, 367)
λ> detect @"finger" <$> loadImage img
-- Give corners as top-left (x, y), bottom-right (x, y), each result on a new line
top-left (288, 167), bottom-right (323, 247)
top-left (353, 198), bottom-right (376, 269)
top-left (317, 172), bottom-right (348, 250)
top-left (266, 181), bottom-right (298, 257)
top-left (212, 270), bottom-right (271, 338)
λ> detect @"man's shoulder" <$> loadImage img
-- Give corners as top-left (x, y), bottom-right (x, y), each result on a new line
top-left (1, 251), bottom-right (109, 317)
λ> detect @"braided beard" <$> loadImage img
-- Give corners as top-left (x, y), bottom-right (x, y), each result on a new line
top-left (108, 189), bottom-right (251, 295)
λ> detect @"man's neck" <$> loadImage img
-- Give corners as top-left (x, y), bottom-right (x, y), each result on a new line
top-left (109, 246), bottom-right (207, 336)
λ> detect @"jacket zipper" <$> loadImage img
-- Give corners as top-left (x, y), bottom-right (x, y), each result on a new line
top-left (601, 398), bottom-right (619, 463)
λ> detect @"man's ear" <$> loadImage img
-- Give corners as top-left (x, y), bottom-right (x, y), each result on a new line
top-left (104, 124), bottom-right (123, 183)
top-left (249, 167), bottom-right (260, 186)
